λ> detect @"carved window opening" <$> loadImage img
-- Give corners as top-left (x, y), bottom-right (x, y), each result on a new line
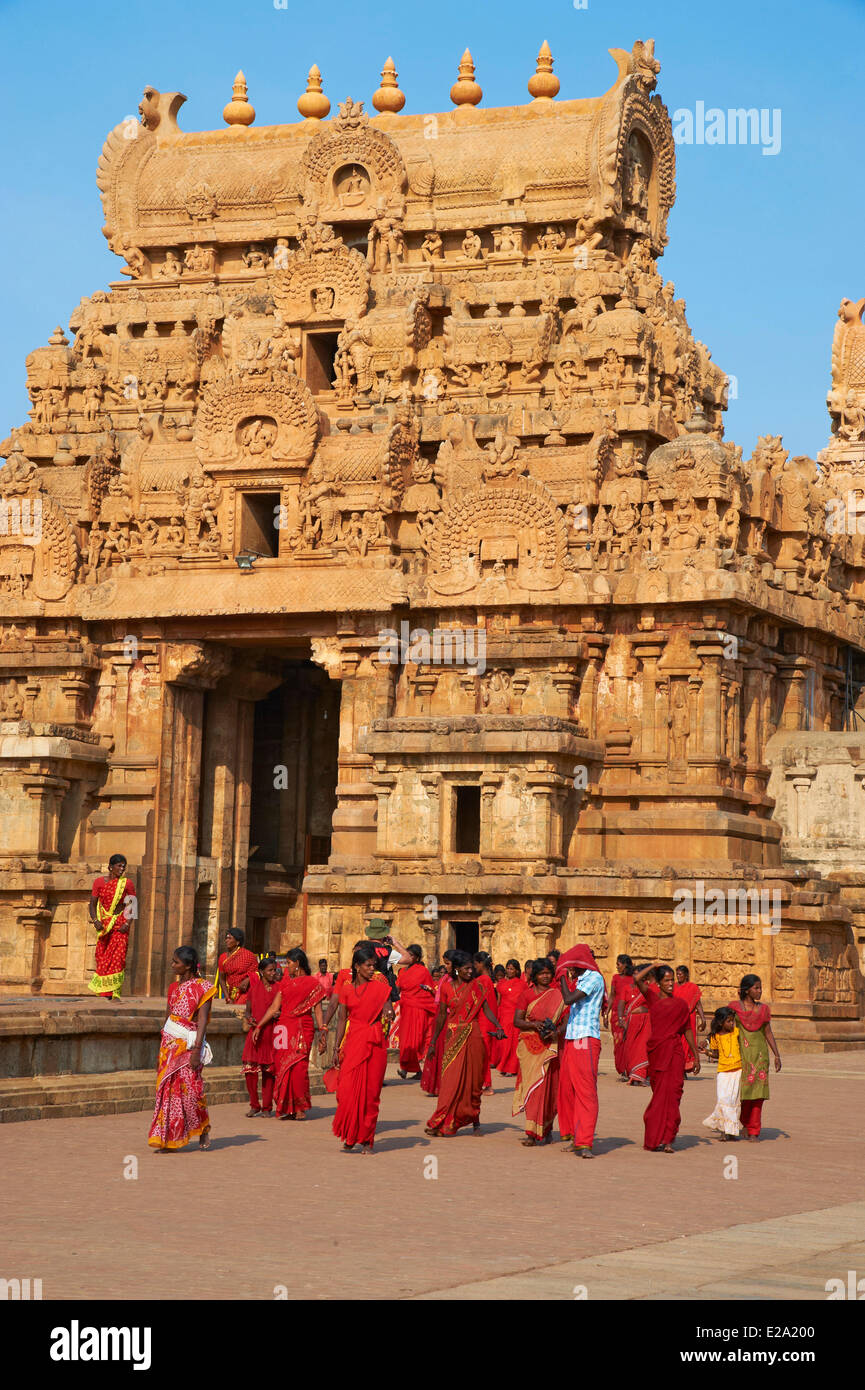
top-left (306, 833), bottom-right (332, 866)
top-left (454, 784), bottom-right (481, 853)
top-left (452, 920), bottom-right (479, 955)
top-left (305, 332), bottom-right (340, 394)
top-left (239, 491), bottom-right (279, 558)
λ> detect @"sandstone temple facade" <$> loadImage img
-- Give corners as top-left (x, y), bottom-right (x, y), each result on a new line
top-left (2, 43), bottom-right (864, 1043)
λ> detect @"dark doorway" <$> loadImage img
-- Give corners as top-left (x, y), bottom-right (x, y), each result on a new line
top-left (305, 333), bottom-right (340, 394)
top-left (452, 920), bottom-right (479, 955)
top-left (454, 785), bottom-right (481, 853)
top-left (239, 492), bottom-right (280, 557)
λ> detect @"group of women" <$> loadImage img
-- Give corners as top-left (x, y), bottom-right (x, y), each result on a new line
top-left (146, 936), bottom-right (781, 1157)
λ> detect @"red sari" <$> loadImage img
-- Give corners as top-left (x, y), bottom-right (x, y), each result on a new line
top-left (420, 975), bottom-right (450, 1096)
top-left (608, 973), bottom-right (631, 1076)
top-left (474, 973), bottom-right (498, 1089)
top-left (148, 976), bottom-right (216, 1150)
top-left (272, 974), bottom-right (327, 1118)
top-left (217, 946), bottom-right (258, 1005)
top-left (621, 981), bottom-right (650, 1083)
top-left (242, 975), bottom-right (279, 1113)
top-left (496, 978), bottom-right (524, 1075)
top-left (396, 963), bottom-right (437, 1073)
top-left (512, 984), bottom-right (564, 1139)
top-left (426, 978), bottom-right (486, 1136)
top-left (642, 985), bottom-right (691, 1150)
top-left (674, 982), bottom-right (702, 1072)
top-left (88, 875), bottom-right (136, 998)
top-left (333, 974), bottom-right (391, 1148)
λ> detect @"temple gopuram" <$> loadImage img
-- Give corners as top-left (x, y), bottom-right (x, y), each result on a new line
top-left (2, 41), bottom-right (864, 1045)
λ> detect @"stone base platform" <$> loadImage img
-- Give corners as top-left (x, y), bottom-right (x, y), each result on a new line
top-left (0, 994), bottom-right (386, 1123)
top-left (0, 1065), bottom-right (255, 1123)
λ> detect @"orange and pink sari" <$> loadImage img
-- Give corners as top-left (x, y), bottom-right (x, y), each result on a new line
top-left (148, 976), bottom-right (216, 1150)
top-left (512, 985), bottom-right (564, 1140)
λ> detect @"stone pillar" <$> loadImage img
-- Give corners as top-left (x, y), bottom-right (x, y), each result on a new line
top-left (312, 638), bottom-right (394, 866)
top-left (133, 642), bottom-right (231, 995)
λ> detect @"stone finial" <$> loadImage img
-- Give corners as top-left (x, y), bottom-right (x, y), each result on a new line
top-left (372, 57), bottom-right (405, 114)
top-left (223, 71), bottom-right (255, 126)
top-left (450, 49), bottom-right (482, 107)
top-left (528, 41), bottom-right (559, 101)
top-left (48, 326), bottom-right (69, 347)
top-left (298, 65), bottom-right (331, 120)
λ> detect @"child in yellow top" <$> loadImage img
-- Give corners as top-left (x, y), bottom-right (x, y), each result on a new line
top-left (702, 1007), bottom-right (742, 1139)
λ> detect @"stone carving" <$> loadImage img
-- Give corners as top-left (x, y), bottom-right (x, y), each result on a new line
top-left (195, 371), bottom-right (319, 469)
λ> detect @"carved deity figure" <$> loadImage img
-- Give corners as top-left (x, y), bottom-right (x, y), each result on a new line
top-left (668, 683), bottom-right (690, 764)
top-left (421, 232), bottom-right (444, 263)
top-left (184, 244), bottom-right (216, 274)
top-left (667, 496), bottom-right (701, 551)
top-left (334, 317), bottom-right (374, 398)
top-left (367, 212), bottom-right (405, 273)
top-left (158, 251), bottom-right (184, 279)
top-left (461, 229), bottom-right (482, 260)
top-left (536, 225), bottom-right (567, 254)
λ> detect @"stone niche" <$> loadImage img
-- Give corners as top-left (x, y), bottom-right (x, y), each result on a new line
top-left (362, 714), bottom-right (603, 865)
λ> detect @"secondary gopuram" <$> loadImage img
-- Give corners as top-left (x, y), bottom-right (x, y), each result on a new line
top-left (1, 41), bottom-right (864, 1044)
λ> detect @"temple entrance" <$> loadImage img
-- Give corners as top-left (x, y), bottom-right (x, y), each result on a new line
top-left (246, 660), bottom-right (340, 953)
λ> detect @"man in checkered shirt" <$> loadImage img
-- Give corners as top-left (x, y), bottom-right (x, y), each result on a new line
top-left (557, 945), bottom-right (607, 1158)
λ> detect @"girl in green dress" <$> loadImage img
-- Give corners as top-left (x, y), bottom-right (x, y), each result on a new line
top-left (729, 974), bottom-right (782, 1140)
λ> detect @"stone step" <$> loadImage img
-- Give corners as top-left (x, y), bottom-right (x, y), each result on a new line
top-left (0, 1066), bottom-right (324, 1123)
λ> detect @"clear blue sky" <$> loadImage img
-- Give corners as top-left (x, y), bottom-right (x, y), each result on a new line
top-left (1, 0), bottom-right (862, 459)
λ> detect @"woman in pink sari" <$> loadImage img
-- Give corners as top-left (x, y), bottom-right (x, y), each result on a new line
top-left (512, 958), bottom-right (566, 1145)
top-left (253, 947), bottom-right (327, 1121)
top-left (148, 946), bottom-right (216, 1152)
top-left (496, 958), bottom-right (525, 1077)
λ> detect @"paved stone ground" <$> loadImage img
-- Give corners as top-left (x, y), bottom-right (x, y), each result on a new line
top-left (1, 1052), bottom-right (863, 1301)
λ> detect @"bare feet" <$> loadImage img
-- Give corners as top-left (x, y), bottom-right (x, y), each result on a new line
top-left (472, 1122), bottom-right (482, 1136)
top-left (521, 1135), bottom-right (538, 1147)
top-left (574, 1146), bottom-right (594, 1159)
top-left (341, 1143), bottom-right (355, 1152)
top-left (423, 1125), bottom-right (439, 1137)
top-left (199, 1129), bottom-right (211, 1151)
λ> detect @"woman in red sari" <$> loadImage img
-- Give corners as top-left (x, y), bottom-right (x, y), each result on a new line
top-left (242, 955), bottom-right (280, 1117)
top-left (512, 958), bottom-right (566, 1145)
top-left (420, 952), bottom-right (456, 1096)
top-left (395, 945), bottom-right (437, 1079)
top-left (253, 947), bottom-right (327, 1121)
top-left (472, 950), bottom-right (500, 1093)
top-left (88, 854), bottom-right (136, 998)
top-left (333, 943), bottom-right (394, 1153)
top-left (424, 951), bottom-right (504, 1137)
top-left (148, 946), bottom-right (216, 1152)
top-left (674, 965), bottom-right (706, 1075)
top-left (217, 928), bottom-right (258, 1007)
top-left (607, 954), bottom-right (635, 1080)
top-left (634, 963), bottom-right (700, 1152)
top-left (496, 958), bottom-right (525, 1077)
top-left (620, 963), bottom-right (651, 1085)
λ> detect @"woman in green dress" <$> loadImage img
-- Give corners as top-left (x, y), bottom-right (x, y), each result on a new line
top-left (729, 974), bottom-right (782, 1140)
